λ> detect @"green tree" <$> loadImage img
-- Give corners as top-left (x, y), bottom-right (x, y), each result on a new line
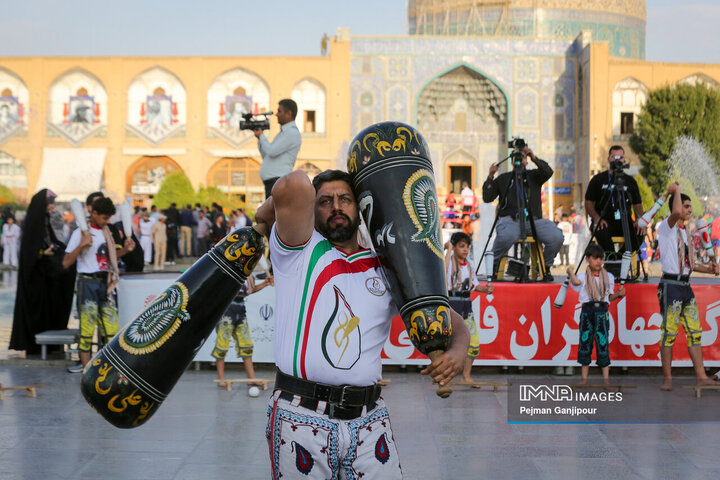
top-left (634, 174), bottom-right (655, 212)
top-left (195, 185), bottom-right (227, 209)
top-left (195, 185), bottom-right (252, 216)
top-left (154, 171), bottom-right (195, 209)
top-left (0, 184), bottom-right (17, 205)
top-left (629, 83), bottom-right (720, 195)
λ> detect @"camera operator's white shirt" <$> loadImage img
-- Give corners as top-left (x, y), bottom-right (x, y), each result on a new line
top-left (257, 122), bottom-right (301, 181)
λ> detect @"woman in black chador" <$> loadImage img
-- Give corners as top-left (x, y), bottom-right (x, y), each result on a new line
top-left (9, 189), bottom-right (76, 355)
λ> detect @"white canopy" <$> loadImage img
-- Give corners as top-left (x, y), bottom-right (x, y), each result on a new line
top-left (36, 148), bottom-right (107, 202)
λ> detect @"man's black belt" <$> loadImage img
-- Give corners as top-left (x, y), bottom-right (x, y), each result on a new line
top-left (79, 272), bottom-right (108, 280)
top-left (661, 273), bottom-right (690, 283)
top-left (583, 301), bottom-right (608, 309)
top-left (275, 370), bottom-right (381, 420)
top-left (449, 291), bottom-right (471, 299)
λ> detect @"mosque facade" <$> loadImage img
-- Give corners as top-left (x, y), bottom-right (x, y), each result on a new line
top-left (350, 0), bottom-right (720, 212)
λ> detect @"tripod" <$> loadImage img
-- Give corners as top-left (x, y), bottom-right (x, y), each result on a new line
top-left (590, 170), bottom-right (647, 282)
top-left (476, 152), bottom-right (546, 282)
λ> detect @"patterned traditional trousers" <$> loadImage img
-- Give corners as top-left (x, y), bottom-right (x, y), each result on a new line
top-left (577, 301), bottom-right (611, 367)
top-left (77, 275), bottom-right (118, 352)
top-left (266, 392), bottom-right (402, 479)
top-left (658, 280), bottom-right (702, 348)
top-left (450, 296), bottom-right (480, 358)
top-left (211, 303), bottom-right (253, 360)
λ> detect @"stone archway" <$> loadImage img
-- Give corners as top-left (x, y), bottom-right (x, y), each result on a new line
top-left (207, 157), bottom-right (264, 207)
top-left (416, 64), bottom-right (508, 189)
top-left (126, 156), bottom-right (181, 207)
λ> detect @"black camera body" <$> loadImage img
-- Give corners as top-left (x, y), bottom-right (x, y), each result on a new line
top-left (508, 137), bottom-right (527, 169)
top-left (609, 158), bottom-right (630, 173)
top-left (239, 112), bottom-right (273, 131)
top-left (508, 137), bottom-right (526, 151)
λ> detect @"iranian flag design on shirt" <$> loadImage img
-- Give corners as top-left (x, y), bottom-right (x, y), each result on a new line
top-left (270, 225), bottom-right (396, 387)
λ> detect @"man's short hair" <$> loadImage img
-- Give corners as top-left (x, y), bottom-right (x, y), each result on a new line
top-left (312, 169), bottom-right (353, 193)
top-left (450, 231), bottom-right (471, 246)
top-left (585, 243), bottom-right (605, 259)
top-left (279, 98), bottom-right (298, 119)
top-left (561, 213), bottom-right (569, 219)
top-left (91, 197), bottom-right (116, 216)
top-left (669, 193), bottom-right (691, 206)
top-left (195, 203), bottom-right (201, 208)
top-left (608, 145), bottom-right (624, 156)
top-left (86, 191), bottom-right (104, 206)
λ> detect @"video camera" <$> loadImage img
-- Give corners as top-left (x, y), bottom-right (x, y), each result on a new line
top-left (508, 137), bottom-right (526, 151)
top-left (238, 112), bottom-right (273, 131)
top-left (609, 155), bottom-right (630, 173)
top-left (508, 137), bottom-right (527, 168)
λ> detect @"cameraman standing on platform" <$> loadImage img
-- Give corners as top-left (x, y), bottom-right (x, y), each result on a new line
top-left (483, 142), bottom-right (563, 280)
top-left (254, 99), bottom-right (302, 199)
top-left (584, 146), bottom-right (644, 256)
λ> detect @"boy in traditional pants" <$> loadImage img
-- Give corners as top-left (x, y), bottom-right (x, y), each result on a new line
top-left (567, 243), bottom-right (625, 385)
top-left (212, 275), bottom-right (271, 396)
top-left (445, 232), bottom-right (493, 387)
top-left (656, 183), bottom-right (719, 391)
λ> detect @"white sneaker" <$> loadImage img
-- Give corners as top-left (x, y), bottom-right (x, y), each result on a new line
top-left (565, 366), bottom-right (575, 376)
top-left (553, 366), bottom-right (564, 375)
top-left (67, 362), bottom-right (84, 374)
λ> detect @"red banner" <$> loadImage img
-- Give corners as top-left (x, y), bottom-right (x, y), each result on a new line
top-left (381, 283), bottom-right (720, 366)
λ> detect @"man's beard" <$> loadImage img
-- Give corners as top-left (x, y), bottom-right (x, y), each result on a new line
top-left (317, 211), bottom-right (360, 243)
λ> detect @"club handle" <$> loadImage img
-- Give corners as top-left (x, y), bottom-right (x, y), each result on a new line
top-left (428, 350), bottom-right (453, 398)
top-left (553, 279), bottom-right (569, 309)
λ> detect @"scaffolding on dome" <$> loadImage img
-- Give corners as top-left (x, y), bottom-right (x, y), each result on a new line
top-left (409, 0), bottom-right (516, 37)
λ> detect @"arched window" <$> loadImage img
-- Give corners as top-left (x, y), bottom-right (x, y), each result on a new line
top-left (612, 78), bottom-right (648, 137)
top-left (126, 156), bottom-right (181, 206)
top-left (207, 158), bottom-right (264, 206)
top-left (292, 78), bottom-right (326, 134)
top-left (679, 73), bottom-right (720, 89)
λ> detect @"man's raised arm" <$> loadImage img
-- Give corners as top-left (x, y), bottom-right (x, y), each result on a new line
top-left (258, 171), bottom-right (315, 246)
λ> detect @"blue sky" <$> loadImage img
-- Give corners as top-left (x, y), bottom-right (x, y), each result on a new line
top-left (0, 0), bottom-right (718, 63)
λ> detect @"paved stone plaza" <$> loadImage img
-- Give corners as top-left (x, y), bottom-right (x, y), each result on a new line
top-left (2, 269), bottom-right (720, 479)
top-left (2, 365), bottom-right (720, 480)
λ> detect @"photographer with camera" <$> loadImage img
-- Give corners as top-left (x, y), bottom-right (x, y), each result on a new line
top-left (584, 146), bottom-right (644, 256)
top-left (253, 99), bottom-right (302, 199)
top-left (482, 140), bottom-right (563, 281)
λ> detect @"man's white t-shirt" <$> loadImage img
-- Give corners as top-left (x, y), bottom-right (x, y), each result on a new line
top-left (558, 221), bottom-right (573, 245)
top-left (570, 271), bottom-right (615, 304)
top-left (657, 219), bottom-right (690, 275)
top-left (461, 186), bottom-right (474, 207)
top-left (270, 224), bottom-right (396, 386)
top-left (65, 226), bottom-right (111, 274)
